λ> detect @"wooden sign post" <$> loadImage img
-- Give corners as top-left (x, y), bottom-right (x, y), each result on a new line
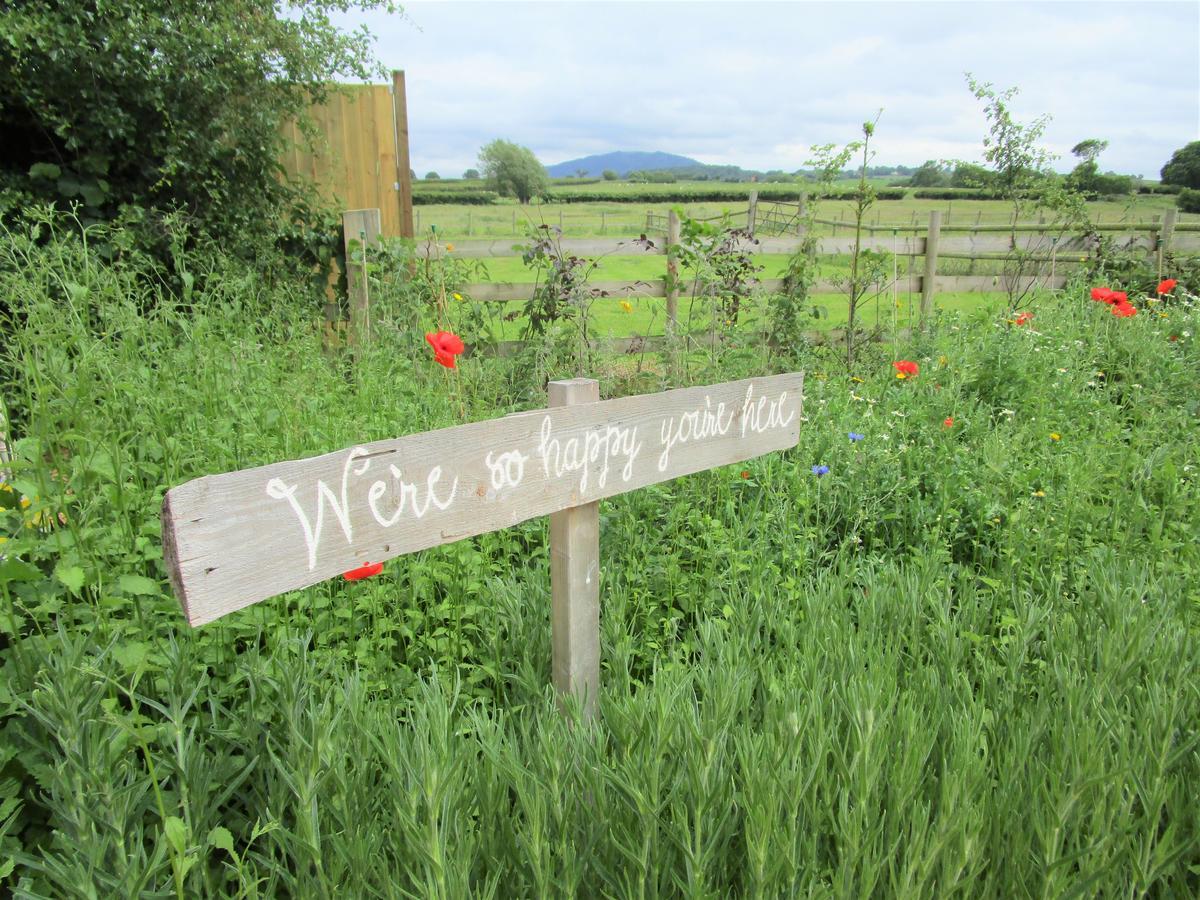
top-left (162, 373), bottom-right (804, 718)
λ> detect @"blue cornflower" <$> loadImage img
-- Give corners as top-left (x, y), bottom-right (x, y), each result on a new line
top-left (811, 464), bottom-right (829, 477)
top-left (848, 432), bottom-right (865, 442)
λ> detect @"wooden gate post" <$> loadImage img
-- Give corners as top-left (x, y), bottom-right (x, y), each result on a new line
top-left (920, 210), bottom-right (942, 330)
top-left (1159, 208), bottom-right (1178, 282)
top-left (391, 71), bottom-right (415, 239)
top-left (548, 378), bottom-right (602, 720)
top-left (343, 208), bottom-right (382, 345)
top-left (747, 191), bottom-right (759, 238)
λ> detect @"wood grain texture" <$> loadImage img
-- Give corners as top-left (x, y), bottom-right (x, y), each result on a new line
top-left (163, 373), bottom-right (804, 626)
top-left (418, 237), bottom-right (667, 259)
top-left (548, 380), bottom-right (601, 720)
top-left (465, 280), bottom-right (666, 302)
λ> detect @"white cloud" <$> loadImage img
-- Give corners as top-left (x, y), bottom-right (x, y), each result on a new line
top-left (339, 1), bottom-right (1200, 178)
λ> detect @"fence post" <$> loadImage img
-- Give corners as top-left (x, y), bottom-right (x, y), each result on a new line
top-left (666, 210), bottom-right (680, 339)
top-left (391, 71), bottom-right (415, 239)
top-left (512, 209), bottom-right (517, 235)
top-left (548, 378), bottom-right (602, 721)
top-left (747, 191), bottom-right (758, 238)
top-left (920, 210), bottom-right (941, 330)
top-left (798, 193), bottom-right (807, 236)
top-left (601, 211), bottom-right (606, 235)
top-left (466, 209), bottom-right (472, 236)
top-left (1159, 208), bottom-right (1178, 281)
top-left (559, 209), bottom-right (564, 232)
top-left (342, 208), bottom-right (382, 345)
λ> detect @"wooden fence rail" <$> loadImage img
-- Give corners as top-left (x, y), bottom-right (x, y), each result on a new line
top-left (347, 206), bottom-right (1193, 344)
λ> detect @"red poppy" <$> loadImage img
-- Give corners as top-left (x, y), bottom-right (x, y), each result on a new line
top-left (943, 417), bottom-right (954, 427)
top-left (1110, 302), bottom-right (1137, 318)
top-left (425, 331), bottom-right (465, 368)
top-left (343, 561), bottom-right (384, 581)
top-left (1014, 312), bottom-right (1033, 326)
top-left (1157, 278), bottom-right (1177, 295)
top-left (740, 470), bottom-right (750, 479)
top-left (1107, 291), bottom-right (1128, 305)
top-left (892, 360), bottom-right (919, 377)
top-left (1091, 287), bottom-right (1114, 303)
top-left (1169, 334), bottom-right (1179, 342)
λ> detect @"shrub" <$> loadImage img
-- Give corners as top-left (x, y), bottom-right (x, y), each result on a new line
top-left (0, 0), bottom-right (388, 247)
top-left (1177, 188), bottom-right (1200, 214)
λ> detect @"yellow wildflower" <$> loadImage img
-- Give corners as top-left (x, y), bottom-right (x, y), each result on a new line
top-left (453, 292), bottom-right (463, 301)
top-left (445, 243), bottom-right (455, 253)
top-left (850, 376), bottom-right (864, 383)
top-left (1050, 433), bottom-right (1061, 442)
top-left (938, 355), bottom-right (947, 366)
top-left (1033, 490), bottom-right (1046, 498)
top-left (620, 300), bottom-right (633, 313)
top-left (19, 496), bottom-right (31, 509)
top-left (896, 372), bottom-right (907, 380)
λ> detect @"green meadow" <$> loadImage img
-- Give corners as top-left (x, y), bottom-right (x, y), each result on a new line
top-left (2, 211), bottom-right (1198, 896)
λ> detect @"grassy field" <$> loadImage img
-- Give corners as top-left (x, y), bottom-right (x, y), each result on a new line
top-left (2, 212), bottom-right (1198, 896)
top-left (409, 187), bottom-right (1187, 239)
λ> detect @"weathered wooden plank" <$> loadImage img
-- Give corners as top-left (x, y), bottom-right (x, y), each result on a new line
top-left (935, 274), bottom-right (1068, 292)
top-left (548, 379), bottom-right (601, 719)
top-left (757, 235), bottom-right (925, 255)
top-left (423, 236), bottom-right (668, 259)
top-left (938, 233), bottom-right (1101, 254)
top-left (163, 373), bottom-right (804, 626)
top-left (463, 280), bottom-right (667, 302)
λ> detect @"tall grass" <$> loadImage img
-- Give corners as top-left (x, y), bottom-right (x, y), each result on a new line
top-left (1, 213), bottom-right (1197, 896)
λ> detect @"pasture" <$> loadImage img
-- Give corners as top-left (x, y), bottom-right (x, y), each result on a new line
top-left (1, 210), bottom-right (1198, 895)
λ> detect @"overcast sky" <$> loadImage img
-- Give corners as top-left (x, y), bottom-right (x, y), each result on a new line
top-left (333, 1), bottom-right (1200, 179)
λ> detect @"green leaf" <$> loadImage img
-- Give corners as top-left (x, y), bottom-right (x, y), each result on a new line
top-left (208, 825), bottom-right (235, 855)
top-left (163, 816), bottom-right (189, 855)
top-left (118, 574), bottom-right (160, 596)
top-left (0, 558), bottom-right (41, 584)
top-left (28, 162), bottom-right (61, 180)
top-left (54, 563), bottom-right (86, 594)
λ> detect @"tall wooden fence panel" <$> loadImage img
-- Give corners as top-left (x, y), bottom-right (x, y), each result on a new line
top-left (280, 84), bottom-right (410, 238)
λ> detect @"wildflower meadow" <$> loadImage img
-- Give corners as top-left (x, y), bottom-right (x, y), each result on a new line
top-left (0, 209), bottom-right (1197, 896)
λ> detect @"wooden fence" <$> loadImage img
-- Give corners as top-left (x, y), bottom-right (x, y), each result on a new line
top-left (342, 206), bottom-right (1198, 351)
top-left (280, 73), bottom-right (414, 238)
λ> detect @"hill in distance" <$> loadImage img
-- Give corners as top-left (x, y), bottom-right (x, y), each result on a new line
top-left (547, 151), bottom-right (702, 178)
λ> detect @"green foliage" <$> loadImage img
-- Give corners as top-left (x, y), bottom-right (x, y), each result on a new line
top-left (547, 186), bottom-right (906, 204)
top-left (462, 168), bottom-right (481, 180)
top-left (1, 209), bottom-right (1199, 896)
top-left (423, 172), bottom-right (441, 180)
top-left (0, 0), bottom-right (390, 246)
top-left (951, 162), bottom-right (993, 189)
top-left (478, 140), bottom-right (550, 205)
top-left (908, 160), bottom-right (952, 188)
top-left (1067, 161), bottom-right (1134, 198)
top-left (1160, 141), bottom-right (1200, 189)
top-left (601, 169), bottom-right (619, 181)
top-left (1071, 138), bottom-right (1108, 163)
top-left (411, 189), bottom-right (500, 206)
top-left (1177, 188), bottom-right (1200, 214)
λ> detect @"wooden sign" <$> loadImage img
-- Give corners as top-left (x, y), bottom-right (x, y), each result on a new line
top-left (162, 372), bottom-right (804, 713)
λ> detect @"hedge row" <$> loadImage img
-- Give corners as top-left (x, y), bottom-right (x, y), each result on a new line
top-left (412, 190), bottom-right (500, 206)
top-left (1137, 184), bottom-right (1183, 195)
top-left (911, 188), bottom-right (994, 201)
top-left (544, 186), bottom-right (908, 204)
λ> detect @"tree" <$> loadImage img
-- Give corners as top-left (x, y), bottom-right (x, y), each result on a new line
top-left (601, 169), bottom-right (619, 181)
top-left (0, 0), bottom-right (389, 241)
top-left (478, 140), bottom-right (549, 204)
top-left (463, 168), bottom-right (481, 180)
top-left (424, 171), bottom-right (440, 180)
top-left (1161, 141), bottom-right (1200, 189)
top-left (574, 168), bottom-right (588, 179)
top-left (1071, 139), bottom-right (1108, 163)
top-left (908, 160), bottom-right (950, 187)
